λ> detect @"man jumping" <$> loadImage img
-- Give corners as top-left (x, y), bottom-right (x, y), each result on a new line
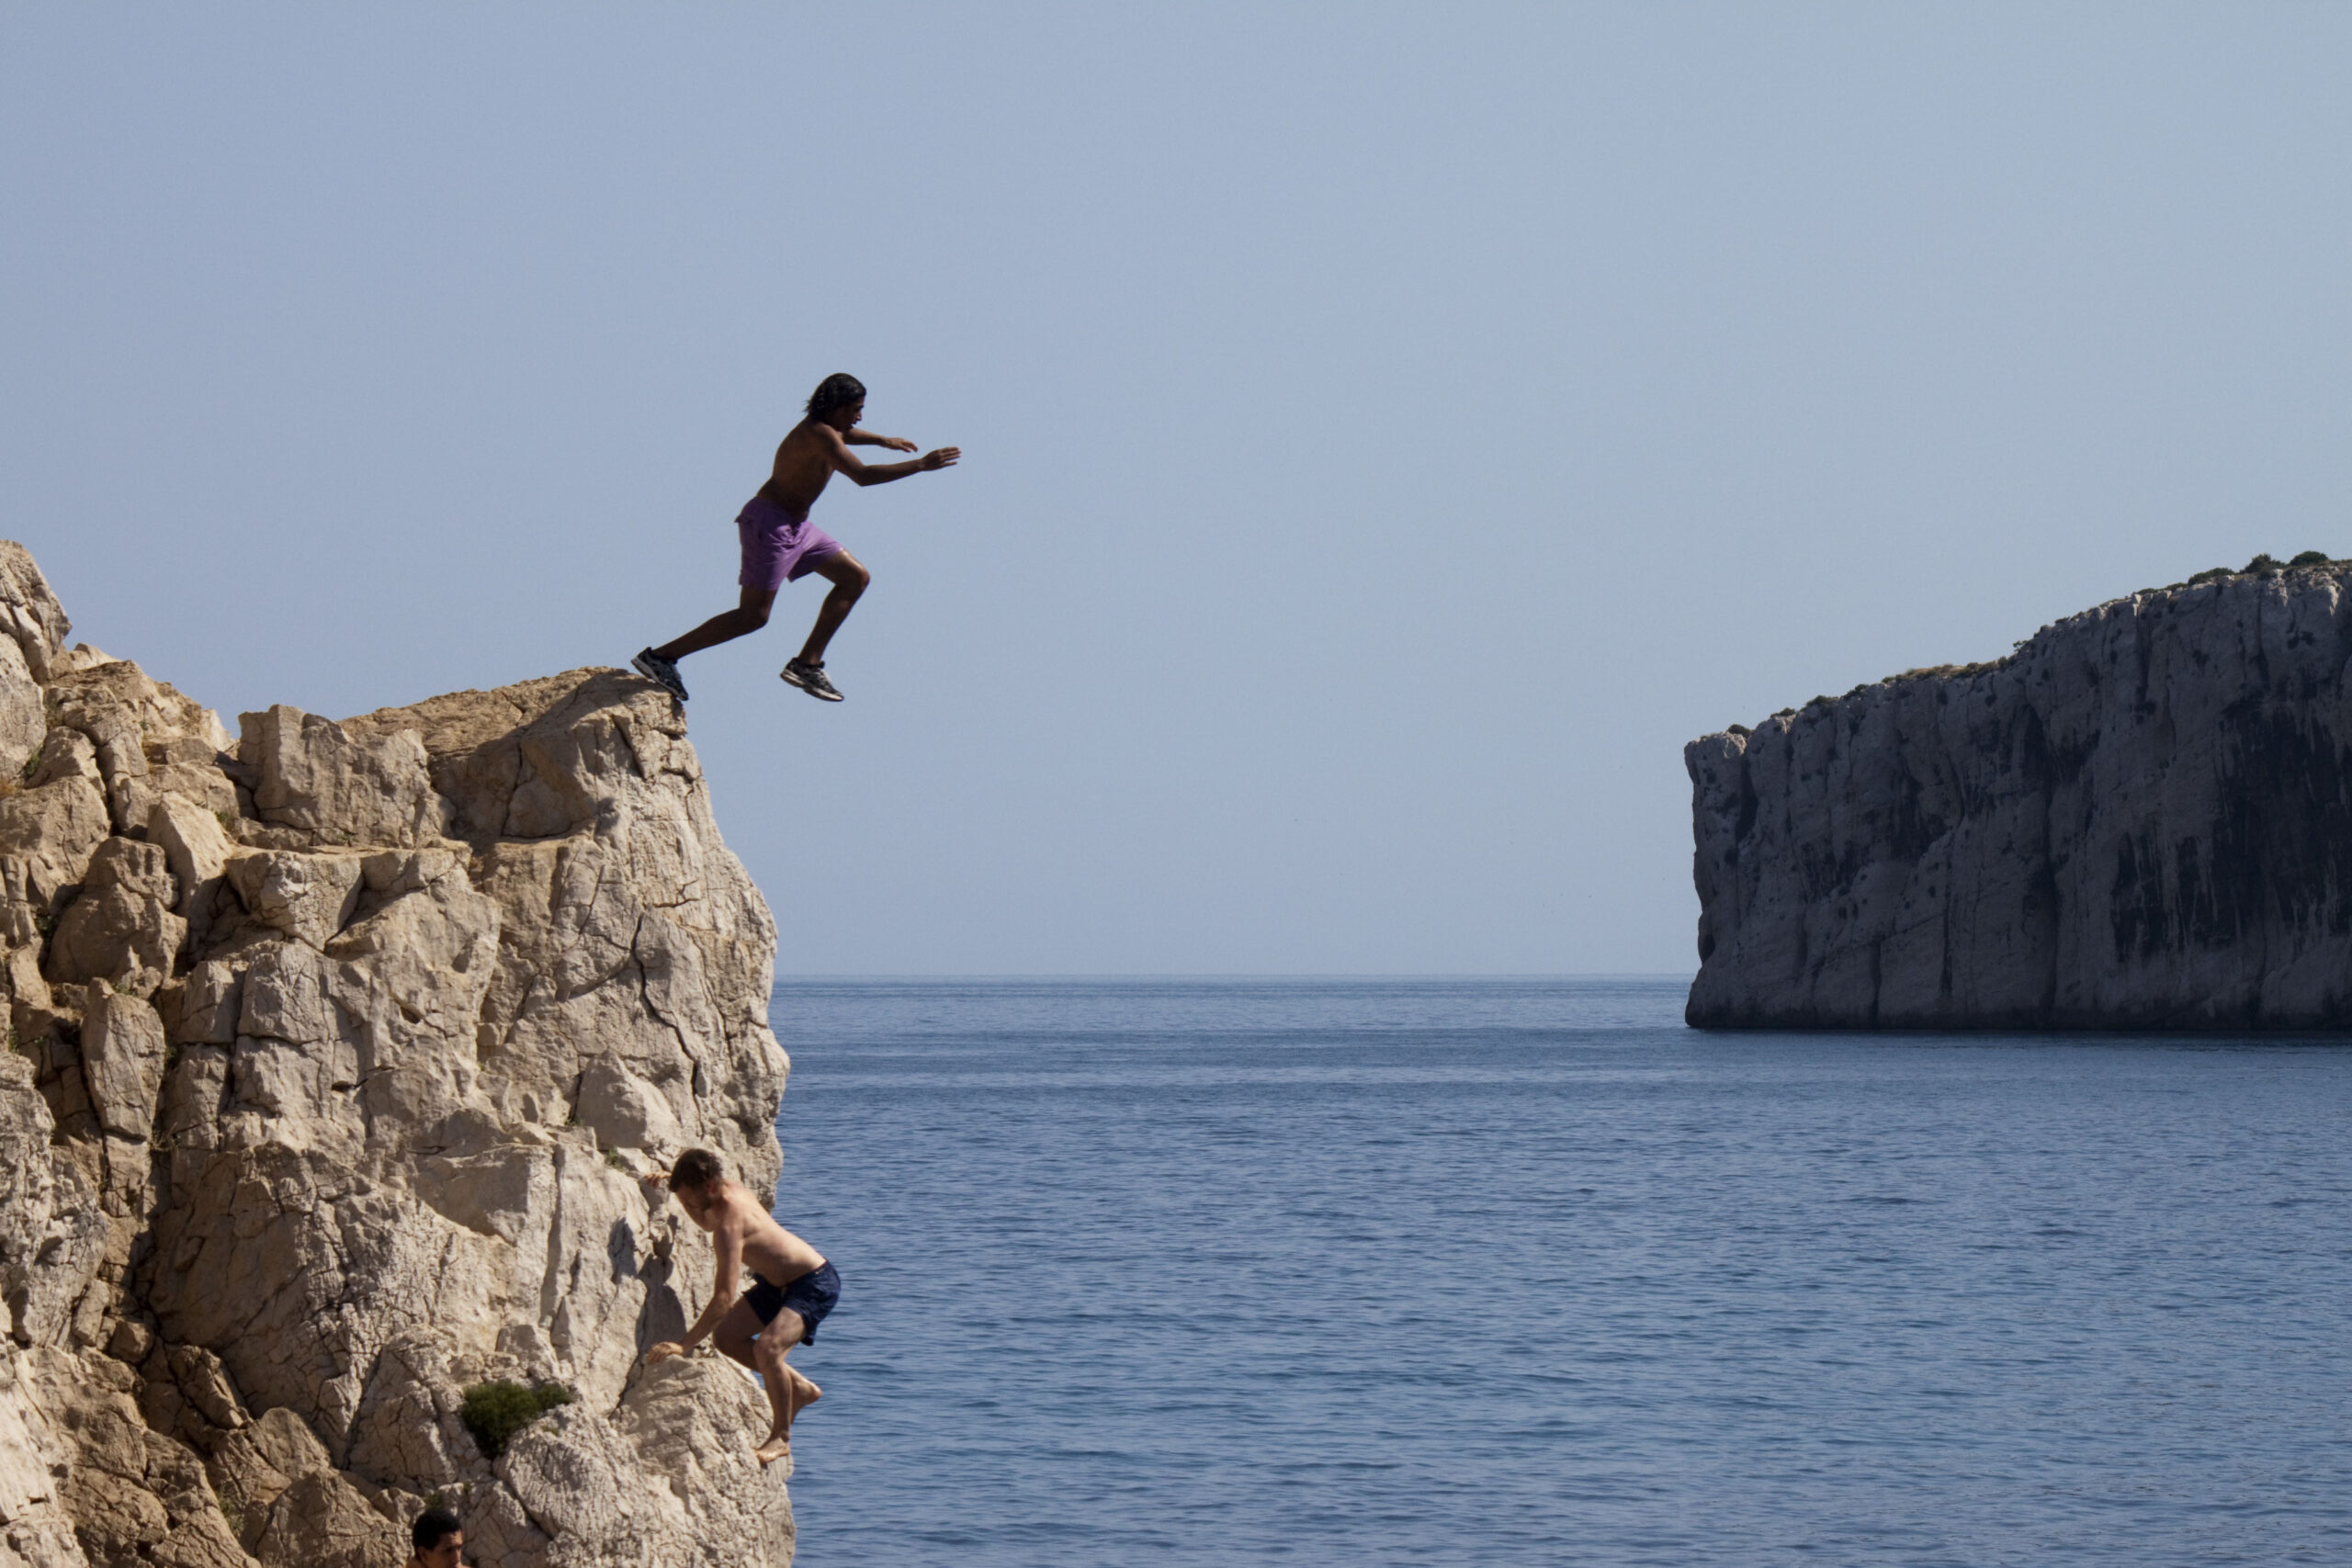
top-left (633, 372), bottom-right (960, 704)
top-left (642, 1148), bottom-right (840, 1467)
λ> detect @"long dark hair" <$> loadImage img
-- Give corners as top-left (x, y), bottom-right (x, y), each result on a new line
top-left (806, 373), bottom-right (866, 419)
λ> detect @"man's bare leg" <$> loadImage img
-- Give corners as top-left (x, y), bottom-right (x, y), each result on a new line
top-left (751, 1311), bottom-right (817, 1466)
top-left (710, 1299), bottom-right (767, 1376)
top-left (711, 1301), bottom-right (793, 1450)
top-left (795, 551), bottom-right (871, 667)
top-left (760, 1366), bottom-right (821, 1467)
top-left (651, 587), bottom-right (778, 663)
top-left (715, 1302), bottom-right (821, 1463)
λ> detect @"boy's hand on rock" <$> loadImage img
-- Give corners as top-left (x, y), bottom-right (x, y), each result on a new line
top-left (645, 1342), bottom-right (685, 1367)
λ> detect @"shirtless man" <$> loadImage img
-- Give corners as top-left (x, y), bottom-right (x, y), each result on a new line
top-left (641, 1147), bottom-right (841, 1466)
top-left (632, 372), bottom-right (960, 705)
top-left (406, 1507), bottom-right (464, 1568)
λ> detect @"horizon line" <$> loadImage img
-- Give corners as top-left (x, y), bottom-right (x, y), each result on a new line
top-left (769, 972), bottom-right (1697, 983)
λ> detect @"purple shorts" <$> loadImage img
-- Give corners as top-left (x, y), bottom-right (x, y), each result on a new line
top-left (737, 495), bottom-right (843, 592)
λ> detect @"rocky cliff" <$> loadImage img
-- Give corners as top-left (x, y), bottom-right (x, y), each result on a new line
top-left (0, 545), bottom-right (797, 1565)
top-left (1688, 558), bottom-right (2352, 1029)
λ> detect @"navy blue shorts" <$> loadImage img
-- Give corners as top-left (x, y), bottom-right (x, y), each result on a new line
top-left (743, 1261), bottom-right (840, 1346)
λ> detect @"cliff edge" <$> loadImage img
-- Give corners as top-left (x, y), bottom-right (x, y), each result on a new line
top-left (0, 544), bottom-right (795, 1566)
top-left (1688, 558), bottom-right (2352, 1030)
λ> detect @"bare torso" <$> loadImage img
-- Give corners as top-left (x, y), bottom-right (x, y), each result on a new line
top-left (753, 420), bottom-right (839, 523)
top-left (716, 1180), bottom-right (828, 1286)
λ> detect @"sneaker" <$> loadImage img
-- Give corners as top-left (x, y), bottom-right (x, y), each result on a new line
top-left (780, 659), bottom-right (844, 702)
top-left (631, 648), bottom-right (689, 702)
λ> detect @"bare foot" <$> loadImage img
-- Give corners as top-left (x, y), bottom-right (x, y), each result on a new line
top-left (786, 1367), bottom-right (822, 1412)
top-left (751, 1368), bottom-right (821, 1467)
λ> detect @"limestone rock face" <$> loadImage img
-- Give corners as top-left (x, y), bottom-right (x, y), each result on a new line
top-left (1689, 563), bottom-right (2352, 1028)
top-left (240, 706), bottom-right (447, 851)
top-left (0, 545), bottom-right (795, 1566)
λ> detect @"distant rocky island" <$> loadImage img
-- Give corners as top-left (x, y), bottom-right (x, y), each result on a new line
top-left (0, 544), bottom-right (796, 1566)
top-left (1688, 552), bottom-right (2352, 1030)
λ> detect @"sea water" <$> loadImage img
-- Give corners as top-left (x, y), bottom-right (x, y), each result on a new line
top-left (766, 978), bottom-right (2352, 1565)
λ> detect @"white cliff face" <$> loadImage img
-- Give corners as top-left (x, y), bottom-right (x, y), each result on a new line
top-left (0, 544), bottom-right (796, 1567)
top-left (1688, 562), bottom-right (2352, 1030)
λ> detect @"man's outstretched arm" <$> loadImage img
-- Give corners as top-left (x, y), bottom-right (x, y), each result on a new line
top-left (843, 429), bottom-right (918, 452)
top-left (820, 425), bottom-right (962, 486)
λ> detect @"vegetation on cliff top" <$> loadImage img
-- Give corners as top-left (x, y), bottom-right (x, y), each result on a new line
top-left (2177, 550), bottom-right (2333, 589)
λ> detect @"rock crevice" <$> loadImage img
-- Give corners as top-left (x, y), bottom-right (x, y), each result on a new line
top-left (0, 544), bottom-right (795, 1566)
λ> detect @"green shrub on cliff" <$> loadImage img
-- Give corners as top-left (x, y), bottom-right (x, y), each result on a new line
top-left (459, 1380), bottom-right (577, 1459)
top-left (2291, 549), bottom-right (2332, 566)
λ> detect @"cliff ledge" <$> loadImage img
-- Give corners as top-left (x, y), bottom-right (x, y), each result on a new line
top-left (0, 543), bottom-right (793, 1566)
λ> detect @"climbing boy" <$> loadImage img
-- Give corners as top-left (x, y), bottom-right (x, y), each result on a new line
top-left (633, 372), bottom-right (960, 705)
top-left (641, 1148), bottom-right (840, 1466)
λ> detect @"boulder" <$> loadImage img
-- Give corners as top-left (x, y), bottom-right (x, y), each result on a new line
top-left (79, 989), bottom-right (167, 1144)
top-left (249, 1468), bottom-right (406, 1568)
top-left (0, 774), bottom-right (110, 948)
top-left (573, 1055), bottom-right (686, 1159)
top-left (46, 838), bottom-right (186, 996)
top-left (238, 705), bottom-right (447, 849)
top-left (0, 1343), bottom-right (87, 1565)
top-left (0, 637), bottom-right (44, 787)
top-left (30, 1347), bottom-right (251, 1568)
top-left (44, 660), bottom-right (232, 837)
top-left (225, 850), bottom-right (364, 950)
top-left (27, 730), bottom-right (99, 793)
top-left (151, 795), bottom-right (237, 953)
top-left (497, 1357), bottom-right (792, 1568)
top-left (0, 543), bottom-right (70, 685)
top-left (150, 796), bottom-right (234, 911)
top-left (0, 1055), bottom-right (107, 1348)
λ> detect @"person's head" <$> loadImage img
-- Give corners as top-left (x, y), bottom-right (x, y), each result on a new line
top-left (805, 372), bottom-right (866, 430)
top-left (668, 1147), bottom-right (727, 1227)
top-left (411, 1507), bottom-right (463, 1568)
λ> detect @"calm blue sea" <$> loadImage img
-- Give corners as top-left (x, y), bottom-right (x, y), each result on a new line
top-left (767, 978), bottom-right (2352, 1566)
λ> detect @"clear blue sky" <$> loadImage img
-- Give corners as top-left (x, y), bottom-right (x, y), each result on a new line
top-left (6, 6), bottom-right (2348, 974)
